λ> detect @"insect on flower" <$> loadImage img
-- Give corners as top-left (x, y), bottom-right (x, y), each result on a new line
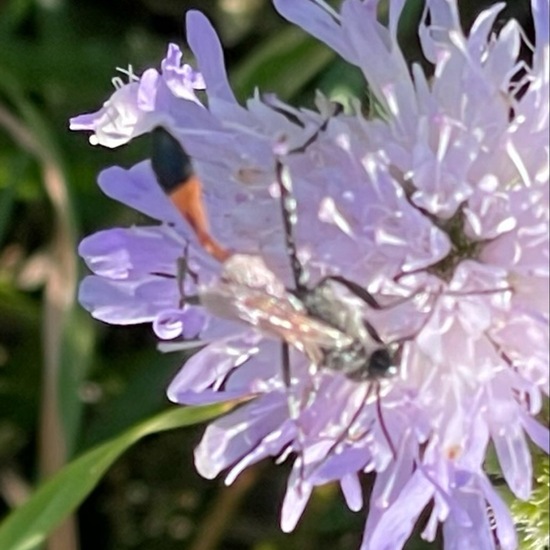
top-left (150, 118), bottom-right (515, 467)
top-left (150, 117), bottom-right (404, 456)
top-left (150, 122), bottom-right (402, 376)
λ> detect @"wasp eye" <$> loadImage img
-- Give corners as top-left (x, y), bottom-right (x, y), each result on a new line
top-left (368, 348), bottom-right (394, 378)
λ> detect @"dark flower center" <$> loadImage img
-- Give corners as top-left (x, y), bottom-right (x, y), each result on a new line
top-left (428, 209), bottom-right (484, 282)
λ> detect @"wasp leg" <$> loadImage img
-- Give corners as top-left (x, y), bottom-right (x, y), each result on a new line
top-left (445, 286), bottom-right (513, 298)
top-left (374, 383), bottom-right (397, 459)
top-left (275, 161), bottom-right (310, 293)
top-left (286, 102), bottom-right (343, 155)
top-left (333, 383), bottom-right (373, 455)
top-left (281, 342), bottom-right (291, 388)
top-left (281, 342), bottom-right (303, 421)
top-left (150, 266), bottom-right (201, 309)
top-left (174, 244), bottom-right (201, 308)
top-left (280, 342), bottom-right (310, 490)
top-left (306, 383), bottom-right (374, 478)
top-left (308, 381), bottom-right (397, 480)
top-left (320, 275), bottom-right (420, 311)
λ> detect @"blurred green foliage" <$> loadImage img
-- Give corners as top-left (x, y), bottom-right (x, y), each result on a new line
top-left (0, 1), bottom-right (543, 550)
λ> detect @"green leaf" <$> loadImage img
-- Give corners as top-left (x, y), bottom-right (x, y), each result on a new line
top-left (57, 307), bottom-right (96, 456)
top-left (81, 346), bottom-right (190, 448)
top-left (0, 152), bottom-right (30, 248)
top-left (232, 26), bottom-right (334, 101)
top-left (0, 402), bottom-right (238, 550)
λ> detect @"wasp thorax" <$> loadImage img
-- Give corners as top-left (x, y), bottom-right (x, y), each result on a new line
top-left (298, 281), bottom-right (398, 381)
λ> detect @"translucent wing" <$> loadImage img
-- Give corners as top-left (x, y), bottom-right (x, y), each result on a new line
top-left (199, 254), bottom-right (354, 360)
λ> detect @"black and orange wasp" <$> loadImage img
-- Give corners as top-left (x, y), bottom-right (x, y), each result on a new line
top-left (150, 115), bottom-right (401, 456)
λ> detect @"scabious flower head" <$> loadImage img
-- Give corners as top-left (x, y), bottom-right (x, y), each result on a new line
top-left (72, 1), bottom-right (549, 548)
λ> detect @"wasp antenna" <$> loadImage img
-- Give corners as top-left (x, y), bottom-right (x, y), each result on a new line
top-left (275, 161), bottom-right (309, 292)
top-left (321, 275), bottom-right (382, 310)
top-left (287, 103), bottom-right (342, 155)
top-left (273, 106), bottom-right (344, 290)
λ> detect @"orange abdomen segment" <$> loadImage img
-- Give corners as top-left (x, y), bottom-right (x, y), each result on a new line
top-left (169, 176), bottom-right (230, 262)
top-left (151, 127), bottom-right (230, 263)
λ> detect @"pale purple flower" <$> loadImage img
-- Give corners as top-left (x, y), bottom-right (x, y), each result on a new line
top-left (73, 1), bottom-right (549, 549)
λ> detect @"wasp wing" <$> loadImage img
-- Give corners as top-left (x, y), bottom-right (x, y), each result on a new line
top-left (199, 254), bottom-right (354, 360)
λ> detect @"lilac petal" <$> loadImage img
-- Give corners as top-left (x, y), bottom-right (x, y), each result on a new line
top-left (309, 443), bottom-right (372, 484)
top-left (420, 466), bottom-right (473, 529)
top-left (79, 226), bottom-right (182, 280)
top-left (136, 69), bottom-right (160, 112)
top-left (273, 0), bottom-right (353, 64)
top-left (153, 309), bottom-right (185, 339)
top-left (178, 306), bottom-right (208, 338)
top-left (532, 0), bottom-right (549, 52)
top-left (185, 11), bottom-right (236, 106)
top-left (483, 20), bottom-right (522, 91)
top-left (79, 275), bottom-right (177, 324)
top-left (161, 43), bottom-right (205, 102)
top-left (70, 111), bottom-right (103, 132)
top-left (299, 385), bottom-right (404, 482)
top-left (423, 512), bottom-right (441, 543)
top-left (70, 44), bottom-right (207, 148)
top-left (370, 435), bottom-right (416, 509)
top-left (362, 470), bottom-right (434, 550)
top-left (466, 3), bottom-right (507, 60)
top-left (153, 307), bottom-right (207, 339)
top-left (409, 122), bottom-right (474, 218)
top-left (310, 158), bottom-right (451, 283)
top-left (167, 337), bottom-right (258, 400)
top-left (460, 412), bottom-right (491, 469)
top-left (442, 513), bottom-right (494, 550)
top-left (491, 313), bottom-right (549, 383)
top-left (420, 0), bottom-right (458, 56)
top-left (420, 465), bottom-right (478, 544)
top-left (168, 335), bottom-right (280, 405)
top-left (341, 473), bottom-right (363, 512)
top-left (69, 81), bottom-right (151, 148)
top-left (361, 445), bottom-right (417, 546)
top-left (441, 480), bottom-right (505, 550)
top-left (416, 461), bottom-right (472, 529)
top-left (479, 475), bottom-right (518, 550)
top-left (194, 393), bottom-right (288, 479)
top-left (491, 416), bottom-right (533, 499)
top-left (223, 339), bottom-right (281, 392)
top-left (225, 418), bottom-right (295, 485)
top-left (281, 470), bottom-right (313, 533)
top-left (521, 411), bottom-right (550, 453)
top-left (172, 389), bottom-right (246, 406)
top-left (463, 181), bottom-right (516, 240)
top-left (340, 0), bottom-right (417, 124)
top-left (199, 317), bottom-right (255, 341)
top-left (97, 162), bottom-right (186, 227)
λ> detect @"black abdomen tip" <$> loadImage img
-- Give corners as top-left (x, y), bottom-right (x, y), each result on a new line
top-left (151, 127), bottom-right (194, 192)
